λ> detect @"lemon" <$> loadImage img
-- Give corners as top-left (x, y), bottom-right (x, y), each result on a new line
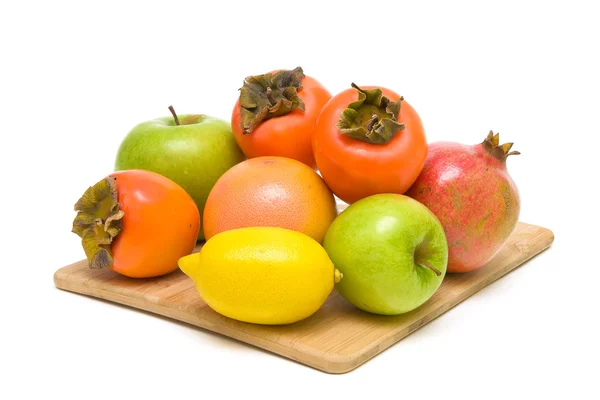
top-left (178, 227), bottom-right (342, 325)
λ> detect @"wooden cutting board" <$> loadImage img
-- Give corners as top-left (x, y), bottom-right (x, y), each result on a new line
top-left (54, 221), bottom-right (553, 374)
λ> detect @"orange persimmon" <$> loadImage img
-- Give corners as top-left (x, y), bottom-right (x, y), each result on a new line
top-left (313, 84), bottom-right (428, 204)
top-left (71, 169), bottom-right (200, 278)
top-left (231, 67), bottom-right (331, 169)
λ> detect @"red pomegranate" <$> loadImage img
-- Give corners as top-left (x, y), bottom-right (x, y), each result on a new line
top-left (406, 131), bottom-right (520, 273)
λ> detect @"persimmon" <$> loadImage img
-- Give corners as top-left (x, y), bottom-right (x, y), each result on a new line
top-left (231, 67), bottom-right (331, 169)
top-left (313, 84), bottom-right (427, 204)
top-left (71, 170), bottom-right (200, 278)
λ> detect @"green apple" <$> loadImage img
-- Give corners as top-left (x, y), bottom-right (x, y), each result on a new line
top-left (115, 107), bottom-right (245, 240)
top-left (324, 194), bottom-right (448, 315)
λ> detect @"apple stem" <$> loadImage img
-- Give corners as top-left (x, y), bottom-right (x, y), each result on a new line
top-left (168, 105), bottom-right (180, 126)
top-left (415, 259), bottom-right (442, 277)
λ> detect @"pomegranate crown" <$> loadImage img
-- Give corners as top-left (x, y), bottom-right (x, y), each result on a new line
top-left (482, 131), bottom-right (520, 161)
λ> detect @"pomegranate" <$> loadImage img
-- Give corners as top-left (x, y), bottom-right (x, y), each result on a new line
top-left (406, 131), bottom-right (520, 273)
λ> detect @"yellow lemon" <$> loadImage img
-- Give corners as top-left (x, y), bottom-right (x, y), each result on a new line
top-left (178, 227), bottom-right (342, 325)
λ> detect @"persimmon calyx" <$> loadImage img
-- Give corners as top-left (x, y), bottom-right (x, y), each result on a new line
top-left (72, 176), bottom-right (124, 269)
top-left (239, 67), bottom-right (306, 134)
top-left (482, 130), bottom-right (521, 161)
top-left (336, 83), bottom-right (405, 144)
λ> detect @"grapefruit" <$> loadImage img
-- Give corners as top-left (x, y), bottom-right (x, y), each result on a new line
top-left (203, 156), bottom-right (337, 243)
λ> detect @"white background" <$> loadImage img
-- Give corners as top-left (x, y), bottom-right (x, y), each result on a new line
top-left (1, 1), bottom-right (598, 399)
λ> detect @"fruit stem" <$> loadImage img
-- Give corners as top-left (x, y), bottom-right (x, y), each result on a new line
top-left (415, 259), bottom-right (442, 277)
top-left (169, 105), bottom-right (180, 126)
top-left (265, 86), bottom-right (276, 105)
top-left (334, 269), bottom-right (343, 283)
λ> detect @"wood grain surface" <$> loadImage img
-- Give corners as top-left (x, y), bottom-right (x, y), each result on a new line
top-left (54, 221), bottom-right (554, 374)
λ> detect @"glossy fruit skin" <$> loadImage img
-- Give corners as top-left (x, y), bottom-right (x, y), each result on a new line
top-left (109, 170), bottom-right (200, 278)
top-left (324, 194), bottom-right (447, 315)
top-left (406, 141), bottom-right (520, 273)
top-left (178, 227), bottom-right (338, 325)
top-left (231, 75), bottom-right (331, 169)
top-left (115, 114), bottom-right (245, 240)
top-left (313, 86), bottom-right (427, 204)
top-left (203, 156), bottom-right (337, 243)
